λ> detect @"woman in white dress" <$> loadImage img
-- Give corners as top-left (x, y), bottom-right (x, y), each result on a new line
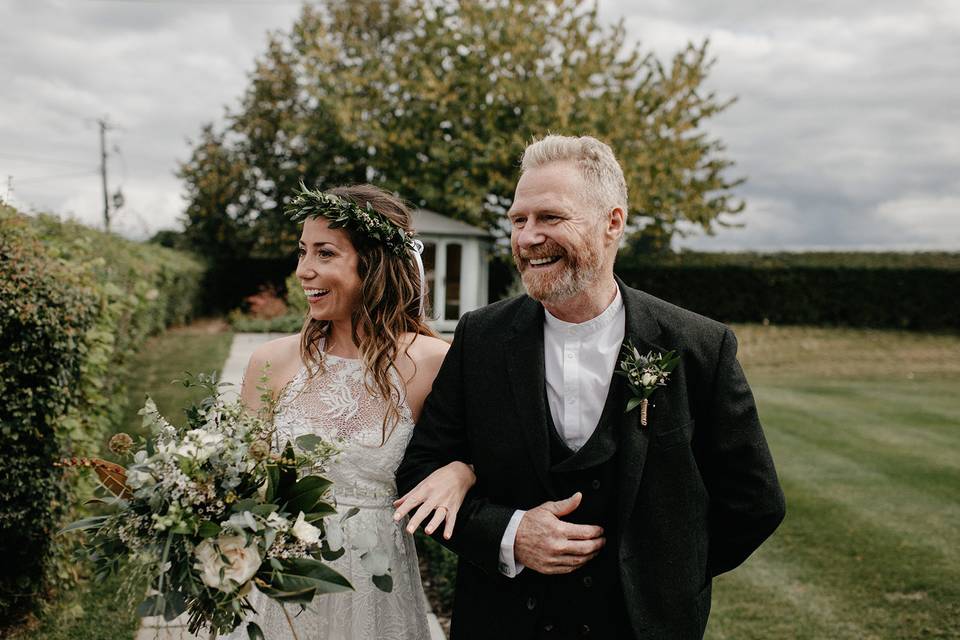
top-left (231, 184), bottom-right (475, 639)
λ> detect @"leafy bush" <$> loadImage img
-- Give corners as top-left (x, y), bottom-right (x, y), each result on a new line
top-left (0, 205), bottom-right (205, 630)
top-left (616, 251), bottom-right (960, 331)
top-left (227, 271), bottom-right (306, 334)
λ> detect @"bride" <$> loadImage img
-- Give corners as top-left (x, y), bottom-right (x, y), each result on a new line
top-left (229, 184), bottom-right (475, 639)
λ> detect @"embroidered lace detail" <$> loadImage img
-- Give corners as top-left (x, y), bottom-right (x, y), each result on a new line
top-left (224, 348), bottom-right (430, 640)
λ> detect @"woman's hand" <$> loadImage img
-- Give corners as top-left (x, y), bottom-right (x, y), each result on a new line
top-left (392, 461), bottom-right (476, 540)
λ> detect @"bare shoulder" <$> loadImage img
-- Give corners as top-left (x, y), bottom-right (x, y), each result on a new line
top-left (244, 334), bottom-right (302, 395)
top-left (402, 333), bottom-right (450, 369)
top-left (249, 334), bottom-right (300, 369)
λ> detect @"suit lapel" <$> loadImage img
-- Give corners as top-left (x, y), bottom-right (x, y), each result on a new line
top-left (504, 296), bottom-right (557, 498)
top-left (615, 277), bottom-right (669, 529)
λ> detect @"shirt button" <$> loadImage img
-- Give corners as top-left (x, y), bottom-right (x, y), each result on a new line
top-left (567, 352), bottom-right (575, 359)
top-left (583, 575), bottom-right (593, 588)
top-left (544, 624), bottom-right (555, 632)
top-left (591, 479), bottom-right (601, 490)
top-left (580, 624), bottom-right (591, 636)
top-left (527, 596), bottom-right (537, 610)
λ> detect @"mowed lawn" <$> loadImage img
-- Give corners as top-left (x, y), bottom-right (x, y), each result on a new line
top-left (705, 325), bottom-right (960, 640)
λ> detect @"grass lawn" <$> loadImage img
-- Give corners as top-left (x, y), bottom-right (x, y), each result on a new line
top-left (12, 323), bottom-right (233, 640)
top-left (705, 325), bottom-right (960, 640)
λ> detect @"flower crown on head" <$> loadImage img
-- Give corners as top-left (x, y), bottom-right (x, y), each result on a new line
top-left (286, 182), bottom-right (418, 257)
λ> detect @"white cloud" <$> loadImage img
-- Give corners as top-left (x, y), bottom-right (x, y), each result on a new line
top-left (1, 0), bottom-right (958, 250)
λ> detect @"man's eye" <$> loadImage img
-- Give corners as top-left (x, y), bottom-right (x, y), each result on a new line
top-left (297, 248), bottom-right (306, 258)
top-left (511, 217), bottom-right (526, 226)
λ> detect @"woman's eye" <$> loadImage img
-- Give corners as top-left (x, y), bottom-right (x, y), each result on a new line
top-left (297, 248), bottom-right (306, 258)
top-left (319, 250), bottom-right (335, 258)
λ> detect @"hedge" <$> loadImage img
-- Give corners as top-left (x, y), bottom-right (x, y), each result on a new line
top-left (615, 251), bottom-right (960, 331)
top-left (0, 205), bottom-right (205, 629)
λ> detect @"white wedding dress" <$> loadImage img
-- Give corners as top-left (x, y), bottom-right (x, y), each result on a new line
top-left (226, 351), bottom-right (431, 639)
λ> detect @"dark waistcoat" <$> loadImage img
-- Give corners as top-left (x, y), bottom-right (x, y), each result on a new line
top-left (527, 381), bottom-right (633, 640)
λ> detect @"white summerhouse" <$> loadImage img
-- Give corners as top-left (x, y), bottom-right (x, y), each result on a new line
top-left (411, 209), bottom-right (493, 333)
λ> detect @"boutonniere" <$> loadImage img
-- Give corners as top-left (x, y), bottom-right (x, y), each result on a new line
top-left (616, 341), bottom-right (680, 426)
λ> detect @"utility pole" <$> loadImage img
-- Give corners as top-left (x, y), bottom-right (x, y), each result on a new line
top-left (98, 117), bottom-right (111, 232)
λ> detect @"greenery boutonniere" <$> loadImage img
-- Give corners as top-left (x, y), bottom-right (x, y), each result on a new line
top-left (616, 341), bottom-right (681, 426)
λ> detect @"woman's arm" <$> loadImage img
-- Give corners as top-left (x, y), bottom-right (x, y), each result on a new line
top-left (394, 334), bottom-right (477, 539)
top-left (393, 461), bottom-right (476, 539)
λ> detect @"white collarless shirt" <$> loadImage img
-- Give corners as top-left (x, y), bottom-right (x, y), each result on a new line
top-left (498, 289), bottom-right (626, 577)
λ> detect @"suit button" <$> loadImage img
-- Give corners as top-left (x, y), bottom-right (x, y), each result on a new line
top-left (582, 575), bottom-right (593, 588)
top-left (591, 479), bottom-right (601, 490)
top-left (580, 624), bottom-right (591, 636)
top-left (527, 596), bottom-right (537, 610)
top-left (543, 624), bottom-right (555, 632)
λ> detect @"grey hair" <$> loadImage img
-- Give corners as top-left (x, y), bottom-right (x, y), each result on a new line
top-left (520, 134), bottom-right (628, 216)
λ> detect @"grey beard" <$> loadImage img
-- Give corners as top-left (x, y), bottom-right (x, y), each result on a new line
top-left (521, 259), bottom-right (601, 304)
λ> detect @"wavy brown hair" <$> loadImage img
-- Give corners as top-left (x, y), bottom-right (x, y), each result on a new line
top-left (297, 184), bottom-right (437, 444)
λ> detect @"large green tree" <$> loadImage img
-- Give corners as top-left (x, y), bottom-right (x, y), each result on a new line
top-left (179, 0), bottom-right (743, 258)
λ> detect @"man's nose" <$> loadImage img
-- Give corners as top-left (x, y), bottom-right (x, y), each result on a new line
top-left (515, 222), bottom-right (545, 251)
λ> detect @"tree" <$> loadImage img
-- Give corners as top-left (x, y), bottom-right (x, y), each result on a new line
top-left (179, 0), bottom-right (744, 258)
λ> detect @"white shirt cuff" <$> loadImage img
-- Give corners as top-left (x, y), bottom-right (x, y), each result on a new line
top-left (498, 509), bottom-right (526, 577)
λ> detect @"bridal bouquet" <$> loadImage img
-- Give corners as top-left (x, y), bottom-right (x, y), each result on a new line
top-left (58, 373), bottom-right (362, 639)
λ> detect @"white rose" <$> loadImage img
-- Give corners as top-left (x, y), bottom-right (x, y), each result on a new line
top-left (193, 534), bottom-right (261, 593)
top-left (640, 372), bottom-right (658, 387)
top-left (291, 512), bottom-right (322, 546)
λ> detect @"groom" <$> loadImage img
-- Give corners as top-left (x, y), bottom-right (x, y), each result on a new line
top-left (397, 135), bottom-right (785, 639)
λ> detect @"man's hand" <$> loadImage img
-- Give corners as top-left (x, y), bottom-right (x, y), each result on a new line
top-left (514, 492), bottom-right (605, 574)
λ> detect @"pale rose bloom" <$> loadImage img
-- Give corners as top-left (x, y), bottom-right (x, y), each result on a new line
top-left (194, 534), bottom-right (261, 593)
top-left (291, 512), bottom-right (322, 545)
top-left (640, 372), bottom-right (658, 387)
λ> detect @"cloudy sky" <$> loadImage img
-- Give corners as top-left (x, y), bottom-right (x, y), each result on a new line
top-left (2, 0), bottom-right (958, 251)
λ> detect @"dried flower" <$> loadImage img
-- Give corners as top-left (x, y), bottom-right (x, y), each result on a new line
top-left (109, 432), bottom-right (134, 455)
top-left (248, 439), bottom-right (270, 461)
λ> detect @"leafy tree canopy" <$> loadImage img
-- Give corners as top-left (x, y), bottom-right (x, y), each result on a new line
top-left (178, 0), bottom-right (744, 259)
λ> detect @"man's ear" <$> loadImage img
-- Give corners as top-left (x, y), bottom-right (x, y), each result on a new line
top-left (606, 206), bottom-right (626, 242)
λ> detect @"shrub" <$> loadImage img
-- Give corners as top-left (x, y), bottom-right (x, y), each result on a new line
top-left (615, 251), bottom-right (960, 331)
top-left (0, 206), bottom-right (205, 630)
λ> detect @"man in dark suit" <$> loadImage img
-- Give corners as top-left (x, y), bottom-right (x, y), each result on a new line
top-left (396, 135), bottom-right (785, 639)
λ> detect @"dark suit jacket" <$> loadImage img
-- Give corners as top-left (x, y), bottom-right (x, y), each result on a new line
top-left (396, 279), bottom-right (786, 639)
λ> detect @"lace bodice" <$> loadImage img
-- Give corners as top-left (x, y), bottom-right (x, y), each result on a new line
top-left (272, 352), bottom-right (416, 508)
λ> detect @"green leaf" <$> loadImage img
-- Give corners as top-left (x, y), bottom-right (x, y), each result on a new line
top-left (625, 397), bottom-right (643, 414)
top-left (136, 594), bottom-right (165, 618)
top-left (197, 521), bottom-right (221, 538)
top-left (247, 622), bottom-right (265, 640)
top-left (163, 590), bottom-right (187, 622)
top-left (294, 433), bottom-right (326, 452)
top-left (259, 557), bottom-right (353, 602)
top-left (372, 573), bottom-right (393, 593)
top-left (265, 463), bottom-right (279, 503)
top-left (282, 475), bottom-right (333, 514)
top-left (58, 515), bottom-right (109, 536)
